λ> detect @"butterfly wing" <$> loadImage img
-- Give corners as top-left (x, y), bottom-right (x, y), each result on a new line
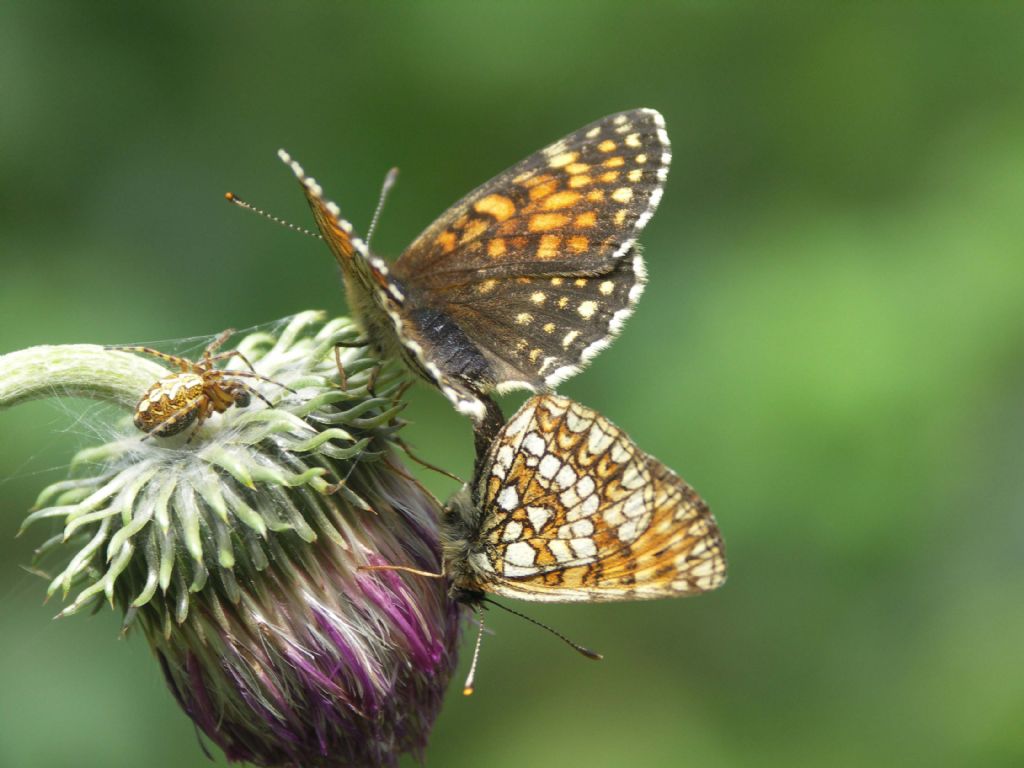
top-left (467, 395), bottom-right (725, 602)
top-left (279, 150), bottom-right (493, 418)
top-left (393, 109), bottom-right (670, 391)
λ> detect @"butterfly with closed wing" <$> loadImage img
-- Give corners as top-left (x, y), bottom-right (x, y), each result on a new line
top-left (363, 393), bottom-right (726, 693)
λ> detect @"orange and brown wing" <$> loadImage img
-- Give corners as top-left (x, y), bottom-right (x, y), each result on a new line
top-left (471, 395), bottom-right (726, 602)
top-left (395, 109), bottom-right (670, 283)
top-left (392, 110), bottom-right (670, 391)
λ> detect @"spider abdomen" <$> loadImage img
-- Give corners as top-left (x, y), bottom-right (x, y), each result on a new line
top-left (134, 373), bottom-right (206, 436)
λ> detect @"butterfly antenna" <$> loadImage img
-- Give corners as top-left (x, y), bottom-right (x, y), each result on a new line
top-left (483, 598), bottom-right (603, 661)
top-left (366, 166), bottom-right (399, 247)
top-left (224, 192), bottom-right (322, 240)
top-left (462, 607), bottom-right (487, 696)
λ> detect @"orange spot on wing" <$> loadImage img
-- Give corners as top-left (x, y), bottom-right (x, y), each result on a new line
top-left (603, 156), bottom-right (625, 168)
top-left (460, 217), bottom-right (489, 243)
top-left (474, 193), bottom-right (516, 222)
top-left (587, 189), bottom-right (605, 202)
top-left (529, 213), bottom-right (569, 232)
top-left (598, 140), bottom-right (617, 152)
top-left (543, 191), bottom-right (582, 210)
top-left (529, 179), bottom-right (559, 201)
top-left (600, 171), bottom-right (620, 183)
top-left (522, 173), bottom-right (555, 189)
top-left (435, 230), bottom-right (457, 253)
top-left (566, 162), bottom-right (590, 174)
top-left (568, 235), bottom-right (589, 253)
top-left (574, 211), bottom-right (597, 228)
top-left (488, 238), bottom-right (507, 258)
top-left (569, 175), bottom-right (592, 188)
top-left (537, 234), bottom-right (561, 259)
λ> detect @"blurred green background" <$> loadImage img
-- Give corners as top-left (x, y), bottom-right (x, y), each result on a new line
top-left (2, 3), bottom-right (1023, 767)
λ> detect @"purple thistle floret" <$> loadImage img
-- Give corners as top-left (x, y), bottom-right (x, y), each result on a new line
top-left (19, 314), bottom-right (463, 768)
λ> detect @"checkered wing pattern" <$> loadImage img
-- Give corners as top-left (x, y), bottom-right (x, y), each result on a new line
top-left (472, 395), bottom-right (726, 602)
top-left (393, 108), bottom-right (670, 390)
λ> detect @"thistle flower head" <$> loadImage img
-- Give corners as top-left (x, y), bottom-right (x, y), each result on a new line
top-left (15, 312), bottom-right (461, 767)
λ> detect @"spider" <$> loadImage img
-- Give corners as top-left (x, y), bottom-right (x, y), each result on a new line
top-left (107, 329), bottom-right (294, 439)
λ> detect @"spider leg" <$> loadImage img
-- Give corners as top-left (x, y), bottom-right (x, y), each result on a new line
top-left (234, 380), bottom-right (275, 409)
top-left (201, 329), bottom-right (235, 364)
top-left (105, 345), bottom-right (192, 372)
top-left (219, 349), bottom-right (259, 375)
top-left (333, 338), bottom-right (370, 348)
top-left (184, 399), bottom-right (215, 445)
top-left (214, 370), bottom-right (298, 395)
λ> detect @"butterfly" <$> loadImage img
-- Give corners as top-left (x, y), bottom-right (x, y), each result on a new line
top-left (279, 109), bottom-right (670, 428)
top-left (361, 393), bottom-right (725, 692)
top-left (444, 394), bottom-right (726, 605)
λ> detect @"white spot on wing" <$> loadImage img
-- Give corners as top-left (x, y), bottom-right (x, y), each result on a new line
top-left (492, 444), bottom-right (515, 479)
top-left (565, 408), bottom-right (590, 433)
top-left (527, 505), bottom-right (552, 532)
top-left (497, 486), bottom-right (519, 511)
top-left (505, 541), bottom-right (537, 568)
top-left (538, 454), bottom-right (560, 480)
top-left (576, 475), bottom-right (596, 498)
top-left (554, 463), bottom-right (577, 490)
top-left (587, 427), bottom-right (613, 455)
top-left (549, 539), bottom-right (573, 563)
top-left (569, 519), bottom-right (594, 537)
top-left (570, 538), bottom-right (597, 560)
top-left (522, 432), bottom-right (546, 457)
top-left (502, 520), bottom-right (523, 542)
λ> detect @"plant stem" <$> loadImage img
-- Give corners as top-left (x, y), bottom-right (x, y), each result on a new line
top-left (0, 345), bottom-right (167, 412)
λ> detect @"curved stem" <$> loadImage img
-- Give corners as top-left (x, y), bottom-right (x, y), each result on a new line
top-left (0, 345), bottom-right (168, 412)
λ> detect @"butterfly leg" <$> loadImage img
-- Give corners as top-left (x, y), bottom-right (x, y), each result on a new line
top-left (332, 345), bottom-right (348, 390)
top-left (396, 437), bottom-right (464, 483)
top-left (366, 364), bottom-right (381, 396)
top-left (333, 338), bottom-right (371, 348)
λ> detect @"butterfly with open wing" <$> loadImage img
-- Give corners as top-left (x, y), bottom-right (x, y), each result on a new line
top-left (280, 109), bottom-right (670, 441)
